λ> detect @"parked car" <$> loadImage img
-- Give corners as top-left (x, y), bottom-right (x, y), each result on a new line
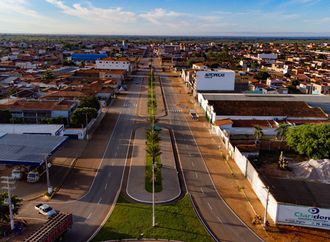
top-left (11, 167), bottom-right (27, 180)
top-left (27, 171), bottom-right (40, 183)
top-left (35, 204), bottom-right (57, 217)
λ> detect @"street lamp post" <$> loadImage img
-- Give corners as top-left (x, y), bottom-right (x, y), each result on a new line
top-left (85, 112), bottom-right (89, 140)
top-left (45, 157), bottom-right (53, 195)
top-left (263, 186), bottom-right (270, 227)
top-left (1, 176), bottom-right (15, 230)
top-left (152, 161), bottom-right (155, 227)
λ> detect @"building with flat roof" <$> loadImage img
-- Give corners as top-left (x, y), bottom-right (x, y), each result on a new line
top-left (71, 53), bottom-right (108, 62)
top-left (0, 99), bottom-right (77, 123)
top-left (0, 124), bottom-right (64, 136)
top-left (0, 133), bottom-right (67, 166)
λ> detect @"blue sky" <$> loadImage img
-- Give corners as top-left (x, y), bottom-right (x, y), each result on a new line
top-left (0, 0), bottom-right (329, 36)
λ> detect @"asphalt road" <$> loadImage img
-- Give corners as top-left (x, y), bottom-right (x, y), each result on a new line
top-left (158, 74), bottom-right (263, 241)
top-left (19, 78), bottom-right (143, 242)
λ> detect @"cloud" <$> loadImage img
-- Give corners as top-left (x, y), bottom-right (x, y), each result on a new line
top-left (0, 0), bottom-right (40, 18)
top-left (46, 0), bottom-right (137, 22)
top-left (140, 8), bottom-right (184, 25)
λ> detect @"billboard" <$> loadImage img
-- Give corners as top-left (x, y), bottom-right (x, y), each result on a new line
top-left (195, 70), bottom-right (235, 91)
top-left (277, 204), bottom-right (330, 230)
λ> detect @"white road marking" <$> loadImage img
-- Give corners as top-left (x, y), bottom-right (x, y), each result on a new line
top-left (98, 197), bottom-right (102, 204)
top-left (87, 212), bottom-right (92, 219)
top-left (192, 161), bottom-right (195, 167)
top-left (104, 184), bottom-right (108, 190)
top-left (217, 216), bottom-right (223, 223)
top-left (194, 172), bottom-right (198, 178)
top-left (207, 202), bottom-right (213, 210)
top-left (200, 187), bottom-right (204, 193)
top-left (108, 172), bottom-right (112, 177)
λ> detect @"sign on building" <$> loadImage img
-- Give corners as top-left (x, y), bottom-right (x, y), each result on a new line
top-left (277, 204), bottom-right (330, 230)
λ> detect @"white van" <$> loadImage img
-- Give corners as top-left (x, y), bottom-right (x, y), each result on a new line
top-left (27, 171), bottom-right (40, 183)
top-left (11, 167), bottom-right (27, 180)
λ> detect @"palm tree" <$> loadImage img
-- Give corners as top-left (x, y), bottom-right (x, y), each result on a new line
top-left (146, 130), bottom-right (160, 144)
top-left (254, 125), bottom-right (264, 145)
top-left (275, 123), bottom-right (290, 141)
top-left (275, 123), bottom-right (291, 151)
top-left (146, 144), bottom-right (161, 182)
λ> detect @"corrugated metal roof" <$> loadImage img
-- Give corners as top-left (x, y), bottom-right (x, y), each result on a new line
top-left (0, 134), bottom-right (67, 166)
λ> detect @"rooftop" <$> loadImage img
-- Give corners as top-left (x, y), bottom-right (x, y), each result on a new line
top-left (0, 124), bottom-right (63, 135)
top-left (0, 133), bottom-right (67, 166)
top-left (0, 99), bottom-right (75, 111)
top-left (209, 100), bottom-right (327, 119)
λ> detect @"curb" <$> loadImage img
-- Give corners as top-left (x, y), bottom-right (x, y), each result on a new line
top-left (125, 127), bottom-right (181, 204)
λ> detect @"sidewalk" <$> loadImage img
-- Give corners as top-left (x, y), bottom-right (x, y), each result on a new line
top-left (126, 127), bottom-right (180, 203)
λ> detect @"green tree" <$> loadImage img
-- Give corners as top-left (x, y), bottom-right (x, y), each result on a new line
top-left (146, 130), bottom-right (160, 144)
top-left (255, 71), bottom-right (270, 81)
top-left (0, 110), bottom-right (11, 123)
top-left (79, 96), bottom-right (100, 111)
top-left (0, 192), bottom-right (22, 222)
top-left (146, 143), bottom-right (161, 182)
top-left (70, 107), bottom-right (97, 128)
top-left (254, 125), bottom-right (264, 144)
top-left (286, 124), bottom-right (330, 159)
top-left (291, 79), bottom-right (300, 88)
top-left (41, 70), bottom-right (55, 82)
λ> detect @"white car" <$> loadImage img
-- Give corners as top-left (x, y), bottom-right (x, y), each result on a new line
top-left (35, 203), bottom-right (57, 217)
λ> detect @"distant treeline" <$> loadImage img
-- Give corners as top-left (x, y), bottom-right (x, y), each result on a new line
top-left (0, 34), bottom-right (329, 43)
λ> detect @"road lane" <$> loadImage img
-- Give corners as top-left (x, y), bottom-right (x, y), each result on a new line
top-left (160, 76), bottom-right (263, 242)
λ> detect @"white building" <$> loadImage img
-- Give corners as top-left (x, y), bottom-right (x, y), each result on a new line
top-left (0, 124), bottom-right (64, 136)
top-left (194, 69), bottom-right (235, 92)
top-left (96, 58), bottom-right (131, 72)
top-left (15, 62), bottom-right (37, 70)
top-left (257, 53), bottom-right (278, 65)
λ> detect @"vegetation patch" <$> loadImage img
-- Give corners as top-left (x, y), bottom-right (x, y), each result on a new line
top-left (145, 129), bottom-right (162, 192)
top-left (92, 196), bottom-right (212, 242)
top-left (145, 70), bottom-right (162, 192)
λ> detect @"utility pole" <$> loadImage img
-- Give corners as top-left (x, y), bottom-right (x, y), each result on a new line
top-left (152, 161), bottom-right (155, 227)
top-left (1, 176), bottom-right (16, 230)
top-left (85, 112), bottom-right (89, 140)
top-left (150, 65), bottom-right (155, 227)
top-left (45, 156), bottom-right (53, 195)
top-left (263, 186), bottom-right (270, 227)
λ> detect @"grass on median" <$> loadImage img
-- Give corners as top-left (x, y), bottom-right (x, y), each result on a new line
top-left (92, 195), bottom-right (213, 242)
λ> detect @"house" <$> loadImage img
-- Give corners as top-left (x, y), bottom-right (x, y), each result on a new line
top-left (0, 99), bottom-right (77, 123)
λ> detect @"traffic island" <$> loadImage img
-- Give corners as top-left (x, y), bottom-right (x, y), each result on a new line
top-left (126, 127), bottom-right (181, 203)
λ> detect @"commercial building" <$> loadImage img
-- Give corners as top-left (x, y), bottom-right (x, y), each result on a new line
top-left (195, 69), bottom-right (235, 92)
top-left (182, 68), bottom-right (235, 94)
top-left (96, 57), bottom-right (132, 72)
top-left (198, 93), bottom-right (329, 137)
top-left (71, 53), bottom-right (108, 62)
top-left (0, 99), bottom-right (77, 123)
top-left (0, 124), bottom-right (64, 136)
top-left (0, 133), bottom-right (67, 166)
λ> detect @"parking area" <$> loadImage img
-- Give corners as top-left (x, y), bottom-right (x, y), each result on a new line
top-left (0, 139), bottom-right (87, 201)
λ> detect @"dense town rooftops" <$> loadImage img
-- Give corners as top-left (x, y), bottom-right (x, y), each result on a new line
top-left (42, 90), bottom-right (86, 99)
top-left (0, 99), bottom-right (75, 111)
top-left (208, 100), bottom-right (328, 119)
top-left (100, 57), bottom-right (131, 62)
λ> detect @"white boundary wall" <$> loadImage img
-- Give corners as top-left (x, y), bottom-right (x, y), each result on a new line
top-left (211, 124), bottom-right (329, 230)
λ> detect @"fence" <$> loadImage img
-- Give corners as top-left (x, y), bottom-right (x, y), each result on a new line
top-left (211, 124), bottom-right (330, 230)
top-left (212, 124), bottom-right (279, 223)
